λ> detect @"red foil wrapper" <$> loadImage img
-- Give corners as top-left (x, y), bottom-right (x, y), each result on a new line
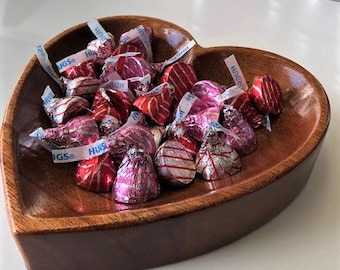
top-left (249, 75), bottom-right (283, 115)
top-left (228, 92), bottom-right (264, 128)
top-left (87, 33), bottom-right (116, 65)
top-left (154, 140), bottom-right (196, 186)
top-left (106, 124), bottom-right (156, 164)
top-left (190, 80), bottom-right (225, 111)
top-left (44, 95), bottom-right (90, 127)
top-left (119, 27), bottom-right (153, 61)
top-left (195, 127), bottom-right (241, 180)
top-left (63, 60), bottom-right (96, 80)
top-left (113, 148), bottom-right (160, 204)
top-left (222, 105), bottom-right (257, 156)
top-left (75, 152), bottom-right (116, 192)
top-left (42, 115), bottom-right (100, 148)
top-left (91, 88), bottom-right (132, 123)
top-left (160, 62), bottom-right (197, 101)
top-left (63, 76), bottom-right (100, 98)
top-left (133, 83), bottom-right (174, 125)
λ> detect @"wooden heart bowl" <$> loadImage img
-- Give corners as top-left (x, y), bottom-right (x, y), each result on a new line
top-left (0, 16), bottom-right (330, 270)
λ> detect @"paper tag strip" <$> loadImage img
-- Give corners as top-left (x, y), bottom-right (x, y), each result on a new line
top-left (41, 85), bottom-right (55, 107)
top-left (134, 25), bottom-right (153, 62)
top-left (224, 54), bottom-right (248, 90)
top-left (35, 44), bottom-right (63, 87)
top-left (263, 115), bottom-right (272, 132)
top-left (174, 92), bottom-right (198, 123)
top-left (103, 52), bottom-right (141, 69)
top-left (51, 138), bottom-right (108, 163)
top-left (101, 80), bottom-right (129, 92)
top-left (164, 39), bottom-right (196, 67)
top-left (87, 18), bottom-right (111, 43)
top-left (209, 121), bottom-right (240, 140)
top-left (56, 49), bottom-right (96, 73)
top-left (215, 85), bottom-right (244, 103)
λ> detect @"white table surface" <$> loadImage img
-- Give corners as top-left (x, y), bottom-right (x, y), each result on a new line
top-left (0, 0), bottom-right (339, 269)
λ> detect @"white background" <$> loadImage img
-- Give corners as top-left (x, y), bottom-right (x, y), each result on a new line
top-left (0, 0), bottom-right (339, 269)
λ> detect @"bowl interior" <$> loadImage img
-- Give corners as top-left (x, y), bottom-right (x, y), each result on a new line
top-left (1, 16), bottom-right (329, 233)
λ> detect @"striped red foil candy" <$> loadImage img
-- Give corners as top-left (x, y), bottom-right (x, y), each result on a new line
top-left (249, 75), bottom-right (283, 115)
top-left (63, 60), bottom-right (96, 80)
top-left (133, 83), bottom-right (174, 125)
top-left (154, 140), bottom-right (196, 186)
top-left (45, 95), bottom-right (90, 127)
top-left (91, 88), bottom-right (132, 123)
top-left (195, 127), bottom-right (241, 181)
top-left (75, 152), bottom-right (116, 192)
top-left (160, 62), bottom-right (197, 101)
top-left (228, 92), bottom-right (264, 129)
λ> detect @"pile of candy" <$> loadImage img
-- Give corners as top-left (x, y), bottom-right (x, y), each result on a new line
top-left (30, 19), bottom-right (283, 204)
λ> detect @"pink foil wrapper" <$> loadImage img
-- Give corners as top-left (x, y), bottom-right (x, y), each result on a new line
top-left (195, 126), bottom-right (241, 181)
top-left (87, 33), bottom-right (116, 65)
top-left (154, 140), bottom-right (196, 186)
top-left (106, 124), bottom-right (156, 164)
top-left (111, 44), bottom-right (145, 59)
top-left (113, 148), bottom-right (160, 204)
top-left (42, 115), bottom-right (100, 148)
top-left (184, 107), bottom-right (220, 142)
top-left (75, 152), bottom-right (116, 192)
top-left (222, 105), bottom-right (257, 156)
top-left (190, 80), bottom-right (225, 111)
top-left (44, 95), bottom-right (90, 127)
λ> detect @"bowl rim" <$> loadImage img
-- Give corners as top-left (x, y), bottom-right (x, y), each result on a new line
top-left (0, 15), bottom-right (331, 235)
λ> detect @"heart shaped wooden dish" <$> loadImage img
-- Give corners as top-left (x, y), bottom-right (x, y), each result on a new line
top-left (1, 16), bottom-right (330, 270)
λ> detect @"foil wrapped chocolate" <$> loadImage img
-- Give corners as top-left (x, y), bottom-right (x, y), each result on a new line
top-left (119, 26), bottom-right (154, 62)
top-left (43, 95), bottom-right (90, 127)
top-left (184, 107), bottom-right (220, 142)
top-left (64, 60), bottom-right (96, 80)
top-left (154, 140), bottom-right (196, 186)
top-left (113, 148), bottom-right (160, 204)
top-left (91, 88), bottom-right (132, 124)
top-left (222, 105), bottom-right (257, 156)
top-left (190, 80), bottom-right (225, 111)
top-left (115, 56), bottom-right (154, 92)
top-left (106, 124), bottom-right (156, 164)
top-left (195, 126), bottom-right (241, 180)
top-left (87, 33), bottom-right (116, 65)
top-left (168, 122), bottom-right (199, 159)
top-left (228, 92), bottom-right (264, 128)
top-left (133, 83), bottom-right (174, 125)
top-left (75, 152), bottom-right (116, 192)
top-left (38, 115), bottom-right (100, 148)
top-left (249, 75), bottom-right (283, 115)
top-left (160, 62), bottom-right (197, 101)
top-left (63, 76), bottom-right (100, 98)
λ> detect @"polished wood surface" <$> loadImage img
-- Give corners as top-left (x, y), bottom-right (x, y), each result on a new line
top-left (0, 16), bottom-right (330, 269)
